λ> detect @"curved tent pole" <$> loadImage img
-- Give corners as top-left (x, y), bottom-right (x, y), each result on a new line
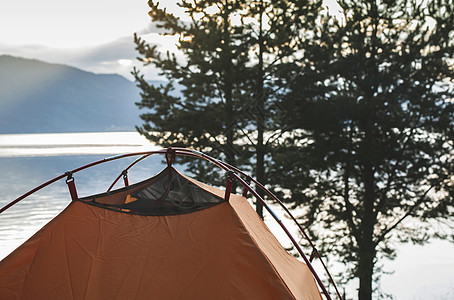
top-left (0, 150), bottom-right (167, 215)
top-left (0, 173), bottom-right (67, 215)
top-left (228, 172), bottom-right (332, 300)
top-left (0, 147), bottom-right (340, 299)
top-left (212, 158), bottom-right (343, 300)
top-left (104, 147), bottom-right (340, 300)
top-left (106, 153), bottom-right (153, 192)
top-left (124, 148), bottom-right (341, 300)
top-left (172, 148), bottom-right (340, 300)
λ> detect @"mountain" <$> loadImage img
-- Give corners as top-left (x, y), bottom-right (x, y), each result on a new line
top-left (0, 55), bottom-right (142, 134)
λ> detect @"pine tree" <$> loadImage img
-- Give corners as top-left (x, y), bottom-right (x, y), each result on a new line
top-left (133, 0), bottom-right (323, 216)
top-left (275, 0), bottom-right (454, 298)
top-left (133, 0), bottom-right (250, 170)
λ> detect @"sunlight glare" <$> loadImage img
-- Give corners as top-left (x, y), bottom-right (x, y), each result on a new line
top-left (118, 59), bottom-right (132, 67)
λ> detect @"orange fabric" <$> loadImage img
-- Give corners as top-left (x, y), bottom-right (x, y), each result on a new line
top-left (182, 172), bottom-right (322, 299)
top-left (0, 175), bottom-right (322, 300)
top-left (230, 195), bottom-right (322, 300)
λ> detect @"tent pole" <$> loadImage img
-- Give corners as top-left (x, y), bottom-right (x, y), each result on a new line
top-left (216, 159), bottom-right (343, 300)
top-left (0, 147), bottom-right (341, 300)
top-left (0, 150), bottom-right (167, 214)
top-left (230, 172), bottom-right (333, 300)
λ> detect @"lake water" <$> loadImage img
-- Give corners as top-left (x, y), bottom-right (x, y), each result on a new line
top-left (0, 132), bottom-right (452, 299)
top-left (0, 132), bottom-right (162, 257)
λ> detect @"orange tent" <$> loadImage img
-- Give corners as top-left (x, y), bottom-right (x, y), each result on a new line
top-left (0, 166), bottom-right (322, 299)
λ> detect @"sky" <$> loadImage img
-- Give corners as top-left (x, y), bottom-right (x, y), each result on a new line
top-left (0, 0), bottom-right (182, 80)
top-left (0, 0), bottom-right (342, 81)
top-left (1, 0), bottom-right (453, 298)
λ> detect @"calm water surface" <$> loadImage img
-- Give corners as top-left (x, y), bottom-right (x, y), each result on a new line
top-left (0, 132), bottom-right (163, 258)
top-left (0, 132), bottom-right (452, 299)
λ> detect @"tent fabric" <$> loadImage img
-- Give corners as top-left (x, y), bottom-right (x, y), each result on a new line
top-left (0, 168), bottom-right (322, 300)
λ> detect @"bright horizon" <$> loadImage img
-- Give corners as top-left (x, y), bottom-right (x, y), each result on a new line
top-left (0, 0), bottom-right (182, 80)
top-left (0, 0), bottom-right (341, 80)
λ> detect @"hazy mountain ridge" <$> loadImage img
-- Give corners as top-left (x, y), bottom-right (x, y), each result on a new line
top-left (0, 55), bottom-right (142, 133)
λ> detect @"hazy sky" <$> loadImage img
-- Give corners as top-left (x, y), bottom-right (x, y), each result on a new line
top-left (0, 0), bottom-right (342, 81)
top-left (0, 0), bottom-right (182, 80)
top-left (1, 0), bottom-right (149, 47)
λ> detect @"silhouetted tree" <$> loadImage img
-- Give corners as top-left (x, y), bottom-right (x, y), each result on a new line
top-left (133, 0), bottom-right (323, 216)
top-left (275, 0), bottom-right (454, 298)
top-left (134, 0), bottom-right (250, 170)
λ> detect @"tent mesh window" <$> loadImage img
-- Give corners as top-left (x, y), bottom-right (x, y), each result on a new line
top-left (78, 167), bottom-right (225, 216)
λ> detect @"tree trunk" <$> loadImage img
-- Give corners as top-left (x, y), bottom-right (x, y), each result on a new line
top-left (255, 0), bottom-right (265, 219)
top-left (358, 239), bottom-right (375, 300)
top-left (358, 121), bottom-right (377, 300)
top-left (256, 128), bottom-right (265, 218)
top-left (221, 6), bottom-right (235, 166)
top-left (357, 175), bottom-right (376, 300)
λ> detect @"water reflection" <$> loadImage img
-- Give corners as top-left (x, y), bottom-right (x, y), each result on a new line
top-left (0, 132), bottom-right (154, 157)
top-left (0, 154), bottom-right (168, 258)
top-left (0, 133), bottom-right (164, 259)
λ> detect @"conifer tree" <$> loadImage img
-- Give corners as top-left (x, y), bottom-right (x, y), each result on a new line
top-left (133, 0), bottom-right (323, 216)
top-left (134, 0), bottom-right (250, 171)
top-left (275, 0), bottom-right (454, 298)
